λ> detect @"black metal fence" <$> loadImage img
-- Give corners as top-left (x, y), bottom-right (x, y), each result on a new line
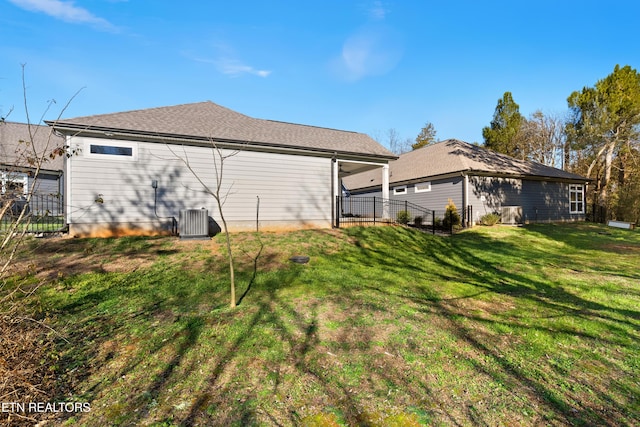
top-left (336, 196), bottom-right (470, 234)
top-left (1, 194), bottom-right (65, 233)
top-left (586, 204), bottom-right (608, 224)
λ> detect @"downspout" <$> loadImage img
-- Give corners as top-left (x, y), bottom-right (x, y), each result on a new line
top-left (463, 173), bottom-right (469, 226)
top-left (152, 180), bottom-right (177, 235)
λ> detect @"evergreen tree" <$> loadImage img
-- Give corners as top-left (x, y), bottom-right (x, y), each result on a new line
top-left (482, 92), bottom-right (524, 157)
top-left (412, 122), bottom-right (437, 150)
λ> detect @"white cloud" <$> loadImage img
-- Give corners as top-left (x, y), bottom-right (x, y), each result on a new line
top-left (188, 54), bottom-right (271, 78)
top-left (215, 58), bottom-right (271, 78)
top-left (185, 41), bottom-right (271, 78)
top-left (331, 24), bottom-right (403, 82)
top-left (368, 1), bottom-right (389, 20)
top-left (8, 0), bottom-right (118, 31)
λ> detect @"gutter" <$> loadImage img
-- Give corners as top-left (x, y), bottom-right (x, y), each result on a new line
top-left (45, 122), bottom-right (398, 162)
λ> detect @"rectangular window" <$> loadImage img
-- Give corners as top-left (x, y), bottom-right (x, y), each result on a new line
top-left (1, 172), bottom-right (28, 196)
top-left (569, 184), bottom-right (584, 214)
top-left (85, 141), bottom-right (137, 161)
top-left (393, 185), bottom-right (407, 195)
top-left (90, 144), bottom-right (133, 156)
top-left (415, 182), bottom-right (431, 193)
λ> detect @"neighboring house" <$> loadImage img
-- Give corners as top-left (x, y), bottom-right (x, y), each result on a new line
top-left (47, 101), bottom-right (396, 237)
top-left (343, 139), bottom-right (590, 224)
top-left (0, 121), bottom-right (65, 217)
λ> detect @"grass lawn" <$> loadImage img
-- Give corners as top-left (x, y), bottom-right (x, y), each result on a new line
top-left (13, 223), bottom-right (640, 426)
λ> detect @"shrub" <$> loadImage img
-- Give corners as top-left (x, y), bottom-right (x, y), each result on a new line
top-left (414, 216), bottom-right (423, 226)
top-left (396, 210), bottom-right (411, 225)
top-left (480, 212), bottom-right (501, 226)
top-left (442, 199), bottom-right (461, 229)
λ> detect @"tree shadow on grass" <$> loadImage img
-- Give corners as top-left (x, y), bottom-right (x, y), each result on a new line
top-left (43, 226), bottom-right (639, 426)
top-left (334, 226), bottom-right (639, 425)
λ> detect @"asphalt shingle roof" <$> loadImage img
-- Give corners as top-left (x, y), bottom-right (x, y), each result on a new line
top-left (48, 101), bottom-right (395, 158)
top-left (343, 139), bottom-right (588, 190)
top-left (0, 121), bottom-right (65, 171)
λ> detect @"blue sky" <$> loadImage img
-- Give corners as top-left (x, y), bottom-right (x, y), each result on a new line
top-left (1, 1), bottom-right (639, 147)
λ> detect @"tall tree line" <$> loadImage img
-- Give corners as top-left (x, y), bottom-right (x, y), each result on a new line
top-left (483, 65), bottom-right (640, 223)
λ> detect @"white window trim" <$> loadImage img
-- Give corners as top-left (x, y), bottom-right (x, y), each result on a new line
top-left (85, 140), bottom-right (138, 161)
top-left (415, 181), bottom-right (431, 193)
top-left (393, 185), bottom-right (407, 195)
top-left (569, 184), bottom-right (585, 214)
top-left (1, 172), bottom-right (28, 196)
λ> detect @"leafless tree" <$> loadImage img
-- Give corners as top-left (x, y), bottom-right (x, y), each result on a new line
top-left (168, 142), bottom-right (240, 308)
top-left (517, 110), bottom-right (566, 167)
top-left (1, 65), bottom-right (80, 308)
top-left (1, 65), bottom-right (80, 426)
top-left (372, 128), bottom-right (412, 155)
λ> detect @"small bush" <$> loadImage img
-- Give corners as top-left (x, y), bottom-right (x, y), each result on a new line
top-left (414, 216), bottom-right (423, 226)
top-left (480, 213), bottom-right (501, 226)
top-left (396, 210), bottom-right (411, 225)
top-left (442, 199), bottom-right (461, 229)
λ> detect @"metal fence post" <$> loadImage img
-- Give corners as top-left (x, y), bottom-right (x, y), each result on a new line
top-left (432, 210), bottom-right (435, 235)
top-left (373, 196), bottom-right (376, 224)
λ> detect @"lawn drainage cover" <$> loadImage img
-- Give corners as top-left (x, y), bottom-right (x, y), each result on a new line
top-left (289, 256), bottom-right (310, 264)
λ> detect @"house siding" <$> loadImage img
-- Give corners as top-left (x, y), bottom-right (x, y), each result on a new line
top-left (66, 136), bottom-right (333, 236)
top-left (467, 176), bottom-right (585, 223)
top-left (347, 176), bottom-right (463, 214)
top-left (348, 174), bottom-right (585, 224)
top-left (28, 173), bottom-right (62, 196)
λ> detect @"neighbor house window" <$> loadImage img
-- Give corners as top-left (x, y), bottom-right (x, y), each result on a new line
top-left (393, 185), bottom-right (407, 195)
top-left (1, 172), bottom-right (28, 197)
top-left (569, 184), bottom-right (584, 214)
top-left (415, 182), bottom-right (431, 193)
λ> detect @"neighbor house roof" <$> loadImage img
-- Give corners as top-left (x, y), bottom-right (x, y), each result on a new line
top-left (344, 139), bottom-right (589, 190)
top-left (0, 121), bottom-right (65, 172)
top-left (47, 101), bottom-right (396, 159)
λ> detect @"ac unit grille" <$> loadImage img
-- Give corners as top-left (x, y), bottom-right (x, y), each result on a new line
top-left (501, 206), bottom-right (522, 225)
top-left (179, 209), bottom-right (209, 239)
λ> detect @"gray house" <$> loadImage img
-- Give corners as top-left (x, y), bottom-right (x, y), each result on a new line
top-left (48, 101), bottom-right (396, 237)
top-left (343, 139), bottom-right (590, 224)
top-left (0, 121), bottom-right (65, 198)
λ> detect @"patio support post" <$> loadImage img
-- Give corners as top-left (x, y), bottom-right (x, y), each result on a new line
top-left (382, 163), bottom-right (390, 220)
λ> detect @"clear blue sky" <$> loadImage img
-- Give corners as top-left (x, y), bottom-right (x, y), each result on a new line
top-left (1, 1), bottom-right (639, 148)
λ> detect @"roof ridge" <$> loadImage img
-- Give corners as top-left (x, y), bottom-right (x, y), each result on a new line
top-left (262, 118), bottom-right (360, 134)
top-left (56, 101), bottom-right (250, 122)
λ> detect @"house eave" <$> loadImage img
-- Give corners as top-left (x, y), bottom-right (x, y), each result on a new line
top-left (46, 122), bottom-right (397, 163)
top-left (348, 168), bottom-right (591, 193)
top-left (466, 169), bottom-right (592, 184)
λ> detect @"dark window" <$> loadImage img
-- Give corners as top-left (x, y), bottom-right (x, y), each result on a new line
top-left (90, 144), bottom-right (133, 156)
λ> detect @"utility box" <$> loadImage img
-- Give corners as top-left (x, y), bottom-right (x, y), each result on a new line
top-left (179, 209), bottom-right (209, 239)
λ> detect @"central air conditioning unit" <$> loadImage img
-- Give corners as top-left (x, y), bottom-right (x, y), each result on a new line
top-left (501, 206), bottom-right (523, 225)
top-left (179, 209), bottom-right (209, 239)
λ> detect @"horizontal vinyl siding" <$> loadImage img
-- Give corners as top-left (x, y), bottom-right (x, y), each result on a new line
top-left (29, 175), bottom-right (61, 196)
top-left (67, 137), bottom-right (332, 230)
top-left (347, 177), bottom-right (463, 213)
top-left (521, 180), bottom-right (584, 222)
top-left (468, 176), bottom-right (585, 223)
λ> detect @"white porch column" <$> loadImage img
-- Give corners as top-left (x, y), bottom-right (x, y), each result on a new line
top-left (382, 163), bottom-right (390, 219)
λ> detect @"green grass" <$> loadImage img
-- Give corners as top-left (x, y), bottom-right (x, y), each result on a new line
top-left (18, 224), bottom-right (640, 426)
